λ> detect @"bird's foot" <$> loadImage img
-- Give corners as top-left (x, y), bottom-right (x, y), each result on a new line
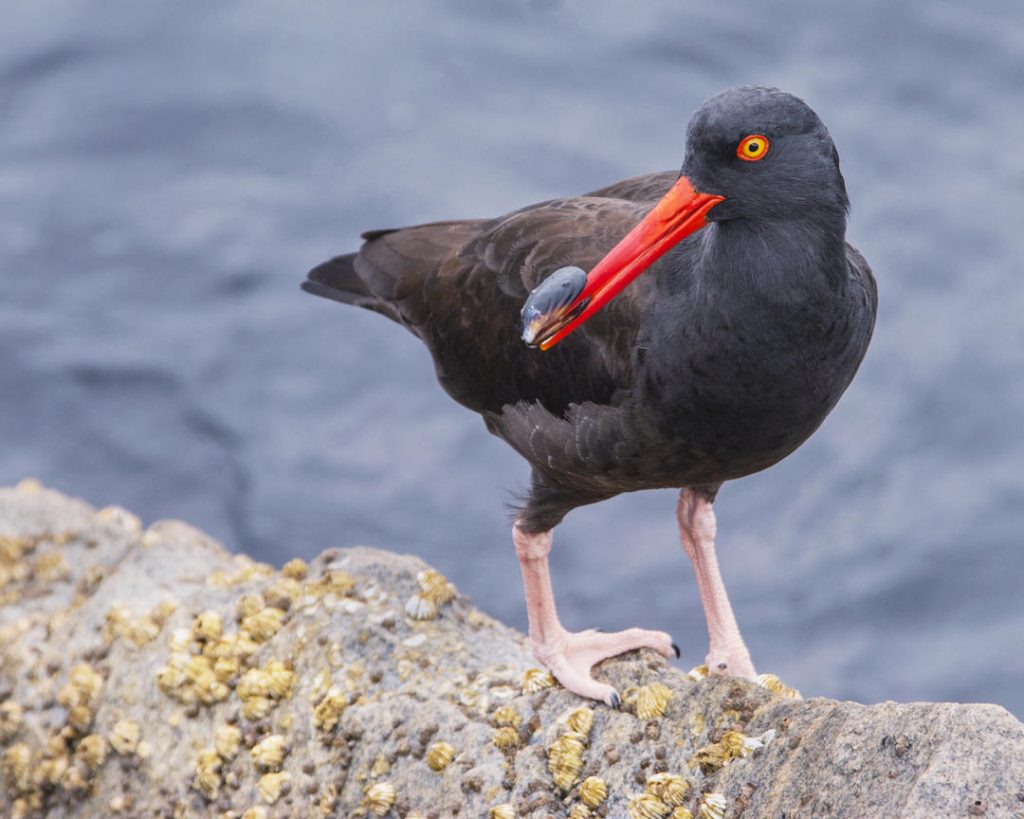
top-left (531, 627), bottom-right (678, 707)
top-left (704, 643), bottom-right (757, 681)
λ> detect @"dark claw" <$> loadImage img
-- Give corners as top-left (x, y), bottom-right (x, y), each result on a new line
top-left (672, 643), bottom-right (681, 659)
top-left (609, 691), bottom-right (621, 710)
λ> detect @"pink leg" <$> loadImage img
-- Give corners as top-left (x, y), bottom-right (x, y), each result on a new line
top-left (677, 489), bottom-right (756, 680)
top-left (514, 523), bottom-right (677, 706)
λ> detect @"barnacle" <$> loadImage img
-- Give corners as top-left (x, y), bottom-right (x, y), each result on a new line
top-left (241, 606), bottom-right (286, 643)
top-left (313, 687), bottom-right (347, 732)
top-left (193, 610), bottom-right (223, 642)
top-left (628, 792), bottom-right (671, 819)
top-left (522, 668), bottom-right (556, 693)
top-left (698, 793), bottom-right (727, 819)
top-left (491, 705), bottom-right (522, 728)
top-left (214, 724), bottom-right (242, 760)
top-left (687, 665), bottom-right (708, 680)
top-left (2, 743), bottom-right (32, 793)
top-left (547, 733), bottom-right (586, 790)
top-left (306, 569), bottom-right (355, 598)
top-left (493, 726), bottom-right (521, 750)
top-left (281, 558), bottom-right (308, 580)
top-left (488, 805), bottom-right (515, 819)
top-left (690, 728), bottom-right (775, 772)
top-left (108, 719), bottom-right (140, 755)
top-left (236, 592), bottom-right (266, 621)
top-left (757, 673), bottom-right (802, 700)
top-left (417, 569), bottom-right (456, 605)
top-left (579, 776), bottom-right (608, 808)
top-left (75, 734), bottom-right (107, 771)
top-left (670, 809), bottom-right (694, 819)
top-left (569, 806), bottom-right (591, 819)
top-left (628, 682), bottom-right (673, 719)
top-left (363, 781), bottom-right (397, 815)
top-left (404, 594), bottom-right (438, 621)
top-left (242, 809), bottom-right (269, 819)
top-left (252, 734), bottom-right (287, 771)
top-left (258, 771), bottom-right (291, 805)
top-left (193, 748), bottom-right (222, 800)
top-left (237, 659), bottom-right (296, 720)
top-left (426, 740), bottom-right (456, 772)
top-left (646, 772), bottom-right (690, 806)
top-left (0, 700), bottom-right (23, 740)
top-left (566, 706), bottom-right (594, 736)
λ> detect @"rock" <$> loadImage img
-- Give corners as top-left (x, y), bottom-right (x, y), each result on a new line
top-left (0, 483), bottom-right (1021, 818)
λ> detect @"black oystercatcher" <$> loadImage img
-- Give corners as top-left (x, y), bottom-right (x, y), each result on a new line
top-left (303, 86), bottom-right (877, 706)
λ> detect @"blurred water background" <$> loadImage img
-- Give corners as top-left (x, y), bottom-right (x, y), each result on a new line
top-left (2, 1), bottom-right (1023, 715)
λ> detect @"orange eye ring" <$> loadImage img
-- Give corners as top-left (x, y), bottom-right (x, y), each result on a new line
top-left (737, 134), bottom-right (769, 161)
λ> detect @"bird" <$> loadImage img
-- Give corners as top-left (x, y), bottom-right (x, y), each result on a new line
top-left (302, 86), bottom-right (877, 707)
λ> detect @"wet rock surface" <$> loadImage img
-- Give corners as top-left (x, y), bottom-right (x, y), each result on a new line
top-left (1, 482), bottom-right (1022, 819)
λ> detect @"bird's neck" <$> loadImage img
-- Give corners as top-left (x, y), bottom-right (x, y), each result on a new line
top-left (661, 211), bottom-right (849, 302)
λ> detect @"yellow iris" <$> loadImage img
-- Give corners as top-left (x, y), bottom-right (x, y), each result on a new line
top-left (737, 134), bottom-right (769, 161)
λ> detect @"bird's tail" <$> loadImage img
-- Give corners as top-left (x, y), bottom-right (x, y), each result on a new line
top-left (301, 253), bottom-right (372, 306)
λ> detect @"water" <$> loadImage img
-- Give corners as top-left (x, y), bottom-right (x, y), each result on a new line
top-left (2, 1), bottom-right (1023, 715)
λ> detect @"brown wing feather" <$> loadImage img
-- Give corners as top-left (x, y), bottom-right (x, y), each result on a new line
top-left (350, 174), bottom-right (676, 416)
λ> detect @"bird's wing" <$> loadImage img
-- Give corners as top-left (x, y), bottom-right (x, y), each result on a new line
top-left (335, 172), bottom-right (678, 417)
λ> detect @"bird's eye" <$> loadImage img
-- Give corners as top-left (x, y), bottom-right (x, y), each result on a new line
top-left (737, 134), bottom-right (769, 162)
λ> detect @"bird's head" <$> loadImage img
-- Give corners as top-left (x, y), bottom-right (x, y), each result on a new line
top-left (522, 86), bottom-right (848, 350)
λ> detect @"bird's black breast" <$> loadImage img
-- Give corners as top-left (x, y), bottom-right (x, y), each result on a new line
top-left (634, 238), bottom-right (876, 484)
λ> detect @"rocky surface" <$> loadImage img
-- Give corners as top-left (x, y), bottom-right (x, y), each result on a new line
top-left (1, 482), bottom-right (1022, 819)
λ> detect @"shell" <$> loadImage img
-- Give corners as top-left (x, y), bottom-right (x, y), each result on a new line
top-left (257, 771), bottom-right (291, 805)
top-left (633, 683), bottom-right (673, 719)
top-left (426, 741), bottom-right (456, 772)
top-left (192, 610), bottom-right (223, 641)
top-left (493, 726), bottom-right (521, 750)
top-left (757, 673), bottom-right (802, 699)
top-left (404, 593), bottom-right (438, 621)
top-left (521, 668), bottom-right (556, 693)
top-left (363, 781), bottom-right (397, 815)
top-left (646, 772), bottom-right (690, 806)
top-left (579, 776), bottom-right (608, 808)
top-left (488, 805), bottom-right (516, 819)
top-left (214, 724), bottom-right (242, 760)
top-left (698, 793), bottom-right (727, 819)
top-left (281, 558), bottom-right (308, 580)
top-left (109, 720), bottom-right (140, 755)
top-left (251, 734), bottom-right (287, 771)
top-left (313, 687), bottom-right (347, 732)
top-left (628, 793), bottom-right (671, 819)
top-left (567, 706), bottom-right (594, 736)
top-left (491, 705), bottom-right (522, 728)
top-left (417, 569), bottom-right (456, 605)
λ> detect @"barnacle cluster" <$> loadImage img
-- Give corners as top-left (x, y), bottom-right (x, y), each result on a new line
top-left (206, 556), bottom-right (276, 588)
top-left (690, 728), bottom-right (776, 772)
top-left (312, 686), bottom-right (347, 733)
top-left (404, 568), bottom-right (456, 621)
top-left (103, 599), bottom-right (176, 646)
top-left (56, 663), bottom-right (104, 732)
top-left (193, 747), bottom-right (223, 800)
top-left (628, 772), bottom-right (692, 819)
top-left (548, 704), bottom-right (595, 792)
top-left (237, 659), bottom-right (296, 720)
top-left (258, 771), bottom-right (292, 805)
top-left (623, 682), bottom-right (673, 719)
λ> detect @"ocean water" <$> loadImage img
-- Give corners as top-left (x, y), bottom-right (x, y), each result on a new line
top-left (2, 1), bottom-right (1023, 715)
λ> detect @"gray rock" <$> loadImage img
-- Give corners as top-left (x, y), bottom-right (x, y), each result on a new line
top-left (0, 482), bottom-right (1021, 818)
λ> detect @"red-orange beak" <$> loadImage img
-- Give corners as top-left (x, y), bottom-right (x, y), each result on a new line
top-left (521, 176), bottom-right (724, 350)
